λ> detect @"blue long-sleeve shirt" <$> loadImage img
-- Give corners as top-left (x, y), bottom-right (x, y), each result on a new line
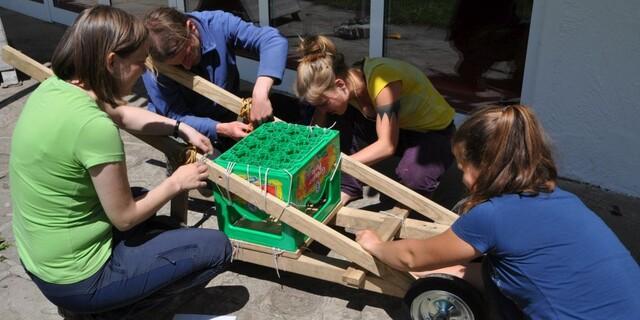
top-left (142, 10), bottom-right (288, 141)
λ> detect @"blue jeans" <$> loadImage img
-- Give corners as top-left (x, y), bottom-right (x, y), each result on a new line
top-left (27, 216), bottom-right (232, 313)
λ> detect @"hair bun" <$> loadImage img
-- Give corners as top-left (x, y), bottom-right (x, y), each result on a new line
top-left (297, 35), bottom-right (337, 63)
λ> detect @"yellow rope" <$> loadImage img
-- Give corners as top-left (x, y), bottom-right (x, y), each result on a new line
top-left (239, 97), bottom-right (252, 123)
top-left (167, 144), bottom-right (198, 171)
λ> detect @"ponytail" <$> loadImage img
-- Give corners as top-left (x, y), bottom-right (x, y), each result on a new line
top-left (453, 105), bottom-right (557, 213)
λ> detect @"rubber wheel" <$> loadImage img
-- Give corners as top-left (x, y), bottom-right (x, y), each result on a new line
top-left (404, 273), bottom-right (484, 320)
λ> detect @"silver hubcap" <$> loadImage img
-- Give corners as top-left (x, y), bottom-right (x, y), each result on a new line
top-left (410, 290), bottom-right (475, 320)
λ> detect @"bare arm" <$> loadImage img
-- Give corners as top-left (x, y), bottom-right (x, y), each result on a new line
top-left (356, 228), bottom-right (481, 272)
top-left (350, 81), bottom-right (402, 166)
top-left (89, 161), bottom-right (209, 231)
top-left (103, 104), bottom-right (213, 154)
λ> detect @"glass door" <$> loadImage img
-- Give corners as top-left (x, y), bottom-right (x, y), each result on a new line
top-left (1, 0), bottom-right (51, 21)
top-left (48, 0), bottom-right (102, 25)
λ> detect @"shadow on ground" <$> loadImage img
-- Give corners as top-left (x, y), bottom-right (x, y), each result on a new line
top-left (227, 261), bottom-right (410, 320)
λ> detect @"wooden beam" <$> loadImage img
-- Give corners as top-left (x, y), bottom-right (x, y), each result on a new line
top-left (375, 206), bottom-right (409, 241)
top-left (234, 247), bottom-right (411, 297)
top-left (231, 239), bottom-right (302, 259)
top-left (201, 154), bottom-right (383, 276)
top-left (145, 59), bottom-right (243, 115)
top-left (0, 46), bottom-right (186, 159)
top-left (1, 46), bottom-right (459, 227)
top-left (340, 154), bottom-right (458, 225)
top-left (2, 45), bottom-right (52, 81)
top-left (143, 53), bottom-right (459, 225)
top-left (335, 207), bottom-right (449, 239)
top-left (3, 45), bottom-right (418, 294)
top-left (0, 47), bottom-right (192, 222)
top-left (342, 267), bottom-right (366, 289)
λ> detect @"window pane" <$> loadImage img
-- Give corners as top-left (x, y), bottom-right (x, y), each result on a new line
top-left (279, 0), bottom-right (370, 67)
top-left (52, 0), bottom-right (98, 12)
top-left (111, 0), bottom-right (169, 18)
top-left (192, 1), bottom-right (371, 68)
top-left (385, 0), bottom-right (533, 112)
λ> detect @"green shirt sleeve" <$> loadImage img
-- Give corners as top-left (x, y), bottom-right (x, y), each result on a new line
top-left (75, 116), bottom-right (125, 169)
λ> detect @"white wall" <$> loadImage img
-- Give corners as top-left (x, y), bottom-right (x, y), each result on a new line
top-left (521, 0), bottom-right (640, 197)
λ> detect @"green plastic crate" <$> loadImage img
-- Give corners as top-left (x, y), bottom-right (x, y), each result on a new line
top-left (213, 122), bottom-right (341, 252)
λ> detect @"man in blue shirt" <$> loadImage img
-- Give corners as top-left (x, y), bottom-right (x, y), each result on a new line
top-left (143, 7), bottom-right (288, 149)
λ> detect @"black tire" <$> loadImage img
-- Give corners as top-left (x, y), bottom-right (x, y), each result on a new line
top-left (404, 273), bottom-right (484, 320)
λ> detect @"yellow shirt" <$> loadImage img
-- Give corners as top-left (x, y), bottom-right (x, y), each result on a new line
top-left (360, 57), bottom-right (454, 131)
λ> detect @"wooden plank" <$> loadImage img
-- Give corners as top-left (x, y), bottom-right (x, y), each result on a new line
top-left (2, 45), bottom-right (52, 81)
top-left (376, 206), bottom-right (409, 241)
top-left (342, 267), bottom-right (365, 289)
top-left (234, 247), bottom-right (411, 297)
top-left (145, 59), bottom-right (243, 115)
top-left (2, 46), bottom-right (459, 227)
top-left (0, 48), bottom-right (194, 223)
top-left (143, 53), bottom-right (459, 225)
top-left (340, 154), bottom-right (458, 225)
top-left (335, 207), bottom-right (449, 239)
top-left (298, 201), bottom-right (344, 251)
top-left (3, 46), bottom-right (418, 295)
top-left (231, 239), bottom-right (302, 259)
top-left (201, 154), bottom-right (383, 276)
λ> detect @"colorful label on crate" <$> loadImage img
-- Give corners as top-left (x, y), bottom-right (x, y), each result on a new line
top-left (296, 142), bottom-right (338, 201)
top-left (232, 173), bottom-right (284, 211)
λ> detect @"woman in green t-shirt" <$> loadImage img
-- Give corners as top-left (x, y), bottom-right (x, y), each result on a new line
top-left (10, 6), bottom-right (231, 316)
top-left (295, 35), bottom-right (456, 204)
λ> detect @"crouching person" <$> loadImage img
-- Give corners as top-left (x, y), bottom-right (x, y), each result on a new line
top-left (9, 6), bottom-right (232, 317)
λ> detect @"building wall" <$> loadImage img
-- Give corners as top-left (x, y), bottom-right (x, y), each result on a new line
top-left (522, 0), bottom-right (640, 197)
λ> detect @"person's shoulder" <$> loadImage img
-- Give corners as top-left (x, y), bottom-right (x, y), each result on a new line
top-left (188, 10), bottom-right (238, 25)
top-left (364, 57), bottom-right (397, 71)
top-left (466, 199), bottom-right (498, 216)
top-left (32, 76), bottom-right (93, 106)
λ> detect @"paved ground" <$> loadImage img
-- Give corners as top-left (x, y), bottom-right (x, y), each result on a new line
top-left (1, 6), bottom-right (639, 320)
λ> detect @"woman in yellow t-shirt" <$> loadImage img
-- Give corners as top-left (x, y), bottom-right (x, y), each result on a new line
top-left (295, 36), bottom-right (455, 204)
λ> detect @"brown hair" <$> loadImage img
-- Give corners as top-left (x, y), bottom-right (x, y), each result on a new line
top-left (453, 105), bottom-right (557, 213)
top-left (295, 35), bottom-right (354, 105)
top-left (144, 7), bottom-right (190, 62)
top-left (51, 5), bottom-right (147, 106)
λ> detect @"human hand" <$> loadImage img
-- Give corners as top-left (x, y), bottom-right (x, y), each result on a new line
top-left (250, 95), bottom-right (275, 127)
top-left (178, 122), bottom-right (213, 154)
top-left (170, 162), bottom-right (209, 192)
top-left (251, 76), bottom-right (276, 127)
top-left (355, 229), bottom-right (383, 254)
top-left (217, 121), bottom-right (252, 140)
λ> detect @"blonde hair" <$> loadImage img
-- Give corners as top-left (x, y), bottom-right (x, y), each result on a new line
top-left (453, 105), bottom-right (557, 213)
top-left (295, 35), bottom-right (350, 105)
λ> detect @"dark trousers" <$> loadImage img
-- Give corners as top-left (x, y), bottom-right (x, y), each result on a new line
top-left (339, 107), bottom-right (455, 198)
top-left (27, 216), bottom-right (232, 314)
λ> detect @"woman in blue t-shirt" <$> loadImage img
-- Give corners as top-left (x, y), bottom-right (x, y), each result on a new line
top-left (356, 105), bottom-right (640, 319)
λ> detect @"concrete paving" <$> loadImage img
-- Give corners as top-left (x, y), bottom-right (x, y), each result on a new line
top-left (1, 6), bottom-right (639, 320)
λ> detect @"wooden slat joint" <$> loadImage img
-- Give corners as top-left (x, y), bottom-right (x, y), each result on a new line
top-left (341, 267), bottom-right (366, 289)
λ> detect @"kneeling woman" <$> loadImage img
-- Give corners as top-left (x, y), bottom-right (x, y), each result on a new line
top-left (295, 36), bottom-right (455, 204)
top-left (357, 105), bottom-right (640, 319)
top-left (10, 6), bottom-right (231, 314)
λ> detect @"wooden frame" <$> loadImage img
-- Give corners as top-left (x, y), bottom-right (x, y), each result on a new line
top-left (2, 45), bottom-right (458, 298)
